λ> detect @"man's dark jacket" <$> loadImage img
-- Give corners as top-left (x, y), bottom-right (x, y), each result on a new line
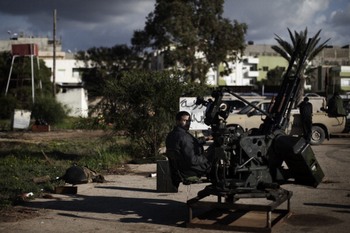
top-left (299, 100), bottom-right (313, 121)
top-left (166, 126), bottom-right (210, 177)
top-left (299, 100), bottom-right (313, 142)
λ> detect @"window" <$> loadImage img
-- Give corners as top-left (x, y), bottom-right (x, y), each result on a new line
top-left (262, 66), bottom-right (269, 71)
top-left (72, 68), bottom-right (81, 78)
top-left (250, 64), bottom-right (257, 71)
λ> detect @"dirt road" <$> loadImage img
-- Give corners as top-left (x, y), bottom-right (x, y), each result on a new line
top-left (0, 137), bottom-right (350, 233)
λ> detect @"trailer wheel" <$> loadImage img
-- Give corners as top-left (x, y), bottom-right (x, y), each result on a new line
top-left (311, 126), bottom-right (325, 145)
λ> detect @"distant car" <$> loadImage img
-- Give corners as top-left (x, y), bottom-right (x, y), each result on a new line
top-left (238, 92), bottom-right (262, 97)
top-left (305, 93), bottom-right (321, 97)
top-left (226, 99), bottom-right (346, 145)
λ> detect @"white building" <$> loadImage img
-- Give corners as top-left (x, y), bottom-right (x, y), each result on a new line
top-left (42, 58), bottom-right (88, 117)
top-left (151, 48), bottom-right (259, 86)
top-left (219, 56), bottom-right (259, 86)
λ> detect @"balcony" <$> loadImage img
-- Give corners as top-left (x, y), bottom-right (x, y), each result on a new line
top-left (247, 70), bottom-right (259, 77)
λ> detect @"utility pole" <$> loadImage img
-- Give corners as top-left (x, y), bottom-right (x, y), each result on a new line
top-left (52, 9), bottom-right (57, 97)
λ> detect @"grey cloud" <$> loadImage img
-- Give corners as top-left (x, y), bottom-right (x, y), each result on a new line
top-left (330, 7), bottom-right (350, 27)
top-left (0, 0), bottom-right (349, 50)
top-left (0, 0), bottom-right (154, 50)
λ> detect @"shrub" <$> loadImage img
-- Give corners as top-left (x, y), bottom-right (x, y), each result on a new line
top-left (101, 70), bottom-right (211, 158)
top-left (0, 96), bottom-right (17, 119)
top-left (31, 96), bottom-right (68, 125)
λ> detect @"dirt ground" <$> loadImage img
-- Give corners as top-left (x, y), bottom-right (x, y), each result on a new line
top-left (0, 131), bottom-right (350, 233)
top-left (0, 129), bottom-right (111, 143)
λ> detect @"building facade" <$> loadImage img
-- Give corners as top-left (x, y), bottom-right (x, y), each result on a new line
top-left (244, 43), bottom-right (350, 95)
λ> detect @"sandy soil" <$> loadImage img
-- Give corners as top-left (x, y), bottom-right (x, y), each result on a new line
top-left (0, 132), bottom-right (349, 233)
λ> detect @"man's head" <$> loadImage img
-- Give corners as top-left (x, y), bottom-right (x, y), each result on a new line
top-left (175, 111), bottom-right (191, 130)
top-left (304, 96), bottom-right (309, 102)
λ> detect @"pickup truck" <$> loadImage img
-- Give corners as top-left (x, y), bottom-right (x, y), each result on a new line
top-left (225, 99), bottom-right (347, 145)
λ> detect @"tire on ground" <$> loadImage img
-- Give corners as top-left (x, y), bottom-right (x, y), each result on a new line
top-left (310, 125), bottom-right (326, 145)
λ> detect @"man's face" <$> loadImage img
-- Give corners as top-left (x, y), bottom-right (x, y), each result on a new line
top-left (178, 115), bottom-right (191, 130)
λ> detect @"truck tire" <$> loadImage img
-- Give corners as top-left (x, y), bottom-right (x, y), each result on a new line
top-left (310, 125), bottom-right (326, 145)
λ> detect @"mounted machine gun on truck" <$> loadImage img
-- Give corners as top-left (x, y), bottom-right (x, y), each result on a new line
top-left (187, 38), bottom-right (325, 230)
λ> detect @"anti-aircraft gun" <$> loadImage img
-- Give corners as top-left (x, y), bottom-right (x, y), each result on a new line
top-left (191, 39), bottom-right (325, 206)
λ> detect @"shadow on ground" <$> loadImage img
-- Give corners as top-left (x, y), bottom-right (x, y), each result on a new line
top-left (23, 185), bottom-right (188, 227)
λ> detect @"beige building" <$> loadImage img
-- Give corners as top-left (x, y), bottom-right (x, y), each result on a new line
top-left (244, 43), bottom-right (350, 94)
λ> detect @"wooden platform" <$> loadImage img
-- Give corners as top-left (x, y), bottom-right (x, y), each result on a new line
top-left (186, 188), bottom-right (292, 232)
top-left (188, 206), bottom-right (290, 232)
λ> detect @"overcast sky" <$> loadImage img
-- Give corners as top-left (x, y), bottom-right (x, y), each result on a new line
top-left (0, 0), bottom-right (349, 52)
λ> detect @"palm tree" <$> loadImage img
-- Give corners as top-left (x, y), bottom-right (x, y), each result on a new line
top-left (271, 28), bottom-right (330, 105)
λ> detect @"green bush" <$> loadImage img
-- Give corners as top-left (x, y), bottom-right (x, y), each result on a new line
top-left (31, 96), bottom-right (68, 125)
top-left (100, 70), bottom-right (211, 158)
top-left (0, 94), bottom-right (68, 126)
top-left (0, 96), bottom-right (17, 119)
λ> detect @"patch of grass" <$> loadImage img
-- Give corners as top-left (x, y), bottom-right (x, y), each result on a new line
top-left (0, 134), bottom-right (132, 208)
top-left (0, 154), bottom-right (67, 208)
top-left (70, 116), bottom-right (112, 130)
top-left (79, 143), bottom-right (132, 171)
top-left (51, 116), bottom-right (80, 130)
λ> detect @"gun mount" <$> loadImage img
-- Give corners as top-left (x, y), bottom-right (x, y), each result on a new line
top-left (187, 39), bottom-right (325, 230)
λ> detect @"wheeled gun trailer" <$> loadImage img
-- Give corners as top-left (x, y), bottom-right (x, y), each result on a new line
top-left (186, 38), bottom-right (325, 231)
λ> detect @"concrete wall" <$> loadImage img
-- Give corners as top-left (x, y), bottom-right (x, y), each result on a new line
top-left (56, 87), bottom-right (88, 118)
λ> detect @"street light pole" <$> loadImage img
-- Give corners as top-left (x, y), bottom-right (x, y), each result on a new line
top-left (52, 9), bottom-right (57, 97)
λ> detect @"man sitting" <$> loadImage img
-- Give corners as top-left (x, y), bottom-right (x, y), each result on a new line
top-left (165, 111), bottom-right (211, 187)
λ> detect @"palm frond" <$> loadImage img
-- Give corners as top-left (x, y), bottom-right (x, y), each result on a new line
top-left (287, 28), bottom-right (296, 47)
top-left (274, 27), bottom-right (331, 62)
top-left (271, 45), bottom-right (290, 61)
top-left (273, 27), bottom-right (331, 105)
